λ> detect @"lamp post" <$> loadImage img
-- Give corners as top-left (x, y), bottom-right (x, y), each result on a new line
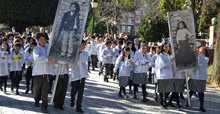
top-left (91, 0), bottom-right (98, 35)
top-left (113, 21), bottom-right (117, 34)
top-left (147, 18), bottom-right (151, 24)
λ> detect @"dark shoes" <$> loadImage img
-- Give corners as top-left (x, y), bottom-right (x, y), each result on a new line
top-left (35, 102), bottom-right (40, 107)
top-left (168, 102), bottom-right (175, 107)
top-left (70, 102), bottom-right (75, 107)
top-left (104, 78), bottom-right (109, 82)
top-left (118, 93), bottom-right (122, 98)
top-left (25, 90), bottom-right (29, 94)
top-left (41, 107), bottom-right (49, 113)
top-left (133, 95), bottom-right (137, 99)
top-left (16, 91), bottom-right (20, 95)
top-left (200, 107), bottom-right (206, 112)
top-left (54, 104), bottom-right (64, 110)
top-left (76, 107), bottom-right (84, 113)
top-left (142, 98), bottom-right (149, 102)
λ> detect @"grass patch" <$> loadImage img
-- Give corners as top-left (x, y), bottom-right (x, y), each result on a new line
top-left (207, 65), bottom-right (213, 77)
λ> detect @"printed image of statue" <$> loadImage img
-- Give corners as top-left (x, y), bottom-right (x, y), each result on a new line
top-left (175, 21), bottom-right (196, 67)
top-left (58, 2), bottom-right (80, 59)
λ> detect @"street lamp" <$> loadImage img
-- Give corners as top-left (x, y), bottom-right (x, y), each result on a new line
top-left (113, 21), bottom-right (117, 34)
top-left (147, 18), bottom-right (151, 24)
top-left (91, 0), bottom-right (98, 35)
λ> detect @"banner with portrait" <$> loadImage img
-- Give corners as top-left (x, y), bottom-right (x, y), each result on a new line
top-left (47, 0), bottom-right (90, 64)
top-left (168, 9), bottom-right (198, 72)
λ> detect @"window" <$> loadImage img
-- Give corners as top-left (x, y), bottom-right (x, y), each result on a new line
top-left (136, 11), bottom-right (141, 15)
top-left (128, 12), bottom-right (134, 17)
top-left (127, 26), bottom-right (131, 32)
top-left (128, 18), bottom-right (132, 24)
top-left (122, 26), bottom-right (126, 32)
top-left (135, 19), bottom-right (141, 23)
top-left (135, 26), bottom-right (139, 31)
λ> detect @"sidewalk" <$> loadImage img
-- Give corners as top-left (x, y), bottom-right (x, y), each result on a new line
top-left (0, 70), bottom-right (220, 114)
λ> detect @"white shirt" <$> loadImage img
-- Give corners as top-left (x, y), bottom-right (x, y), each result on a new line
top-left (101, 48), bottom-right (114, 64)
top-left (133, 50), bottom-right (151, 73)
top-left (190, 55), bottom-right (209, 80)
top-left (0, 52), bottom-right (9, 76)
top-left (150, 54), bottom-right (159, 74)
top-left (24, 48), bottom-right (34, 68)
top-left (71, 51), bottom-right (89, 82)
top-left (114, 56), bottom-right (132, 77)
top-left (8, 51), bottom-right (24, 71)
top-left (90, 41), bottom-right (98, 55)
top-left (155, 53), bottom-right (174, 79)
top-left (32, 44), bottom-right (54, 76)
top-left (98, 43), bottom-right (105, 61)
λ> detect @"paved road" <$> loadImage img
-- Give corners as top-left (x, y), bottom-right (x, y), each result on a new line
top-left (0, 70), bottom-right (220, 114)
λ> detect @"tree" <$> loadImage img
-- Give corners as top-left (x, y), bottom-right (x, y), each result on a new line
top-left (138, 17), bottom-right (169, 42)
top-left (0, 0), bottom-right (58, 33)
top-left (198, 0), bottom-right (219, 38)
top-left (211, 3), bottom-right (220, 87)
top-left (96, 0), bottom-right (142, 35)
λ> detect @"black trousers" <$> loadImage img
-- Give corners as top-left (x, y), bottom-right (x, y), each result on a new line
top-left (10, 71), bottom-right (22, 92)
top-left (91, 55), bottom-right (97, 70)
top-left (133, 84), bottom-right (147, 99)
top-left (26, 66), bottom-right (33, 92)
top-left (54, 74), bottom-right (69, 106)
top-left (190, 91), bottom-right (205, 108)
top-left (104, 63), bottom-right (112, 79)
top-left (71, 78), bottom-right (85, 109)
top-left (0, 76), bottom-right (8, 91)
top-left (33, 75), bottom-right (51, 109)
top-left (168, 92), bottom-right (180, 105)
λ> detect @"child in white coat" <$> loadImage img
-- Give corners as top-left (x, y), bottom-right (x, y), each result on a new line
top-left (0, 42), bottom-right (10, 93)
top-left (114, 47), bottom-right (132, 99)
top-left (70, 40), bottom-right (89, 113)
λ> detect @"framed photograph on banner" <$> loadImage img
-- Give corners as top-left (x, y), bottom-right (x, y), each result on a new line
top-left (168, 9), bottom-right (198, 72)
top-left (47, 0), bottom-right (90, 65)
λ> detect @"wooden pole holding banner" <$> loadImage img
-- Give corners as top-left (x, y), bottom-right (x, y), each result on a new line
top-left (185, 72), bottom-right (190, 106)
top-left (50, 64), bottom-right (60, 104)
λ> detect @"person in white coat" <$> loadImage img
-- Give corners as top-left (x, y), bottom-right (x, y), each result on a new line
top-left (127, 41), bottom-right (135, 94)
top-left (101, 41), bottom-right (114, 82)
top-left (155, 42), bottom-right (175, 108)
top-left (188, 47), bottom-right (210, 112)
top-left (53, 61), bottom-right (69, 110)
top-left (132, 42), bottom-right (151, 102)
top-left (24, 41), bottom-right (37, 94)
top-left (8, 43), bottom-right (24, 95)
top-left (70, 40), bottom-right (89, 113)
top-left (0, 42), bottom-right (10, 93)
top-left (150, 46), bottom-right (161, 101)
top-left (32, 33), bottom-right (54, 113)
top-left (114, 47), bottom-right (132, 99)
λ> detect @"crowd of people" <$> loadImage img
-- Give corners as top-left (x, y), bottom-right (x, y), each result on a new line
top-left (0, 27), bottom-right (210, 113)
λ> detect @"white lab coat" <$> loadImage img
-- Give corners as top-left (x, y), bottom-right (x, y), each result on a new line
top-left (132, 50), bottom-right (151, 73)
top-left (24, 48), bottom-right (34, 68)
top-left (150, 54), bottom-right (159, 74)
top-left (71, 51), bottom-right (89, 82)
top-left (0, 52), bottom-right (9, 76)
top-left (90, 41), bottom-right (98, 55)
top-left (155, 53), bottom-right (174, 80)
top-left (114, 55), bottom-right (132, 77)
top-left (8, 51), bottom-right (24, 71)
top-left (101, 48), bottom-right (114, 64)
top-left (190, 55), bottom-right (209, 80)
top-left (32, 44), bottom-right (54, 76)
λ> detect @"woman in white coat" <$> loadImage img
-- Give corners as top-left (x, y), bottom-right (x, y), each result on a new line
top-left (114, 47), bottom-right (132, 99)
top-left (188, 47), bottom-right (210, 112)
top-left (155, 42), bottom-right (175, 108)
top-left (0, 42), bottom-right (10, 93)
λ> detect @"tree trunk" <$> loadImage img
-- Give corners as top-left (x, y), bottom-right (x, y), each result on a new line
top-left (106, 21), bottom-right (110, 35)
top-left (211, 8), bottom-right (220, 87)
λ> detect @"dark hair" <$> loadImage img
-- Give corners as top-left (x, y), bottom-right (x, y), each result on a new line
top-left (161, 42), bottom-right (172, 55)
top-left (36, 32), bottom-right (46, 40)
top-left (118, 39), bottom-right (123, 45)
top-left (28, 41), bottom-right (37, 53)
top-left (14, 42), bottom-right (21, 47)
top-left (176, 21), bottom-right (189, 32)
top-left (112, 40), bottom-right (117, 45)
top-left (91, 36), bottom-right (95, 39)
top-left (2, 37), bottom-right (8, 42)
top-left (1, 42), bottom-right (10, 54)
top-left (70, 2), bottom-right (80, 15)
top-left (121, 47), bottom-right (130, 61)
top-left (26, 37), bottom-right (33, 43)
top-left (126, 41), bottom-right (132, 46)
top-left (199, 47), bottom-right (211, 65)
top-left (81, 40), bottom-right (86, 44)
top-left (105, 41), bottom-right (112, 46)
